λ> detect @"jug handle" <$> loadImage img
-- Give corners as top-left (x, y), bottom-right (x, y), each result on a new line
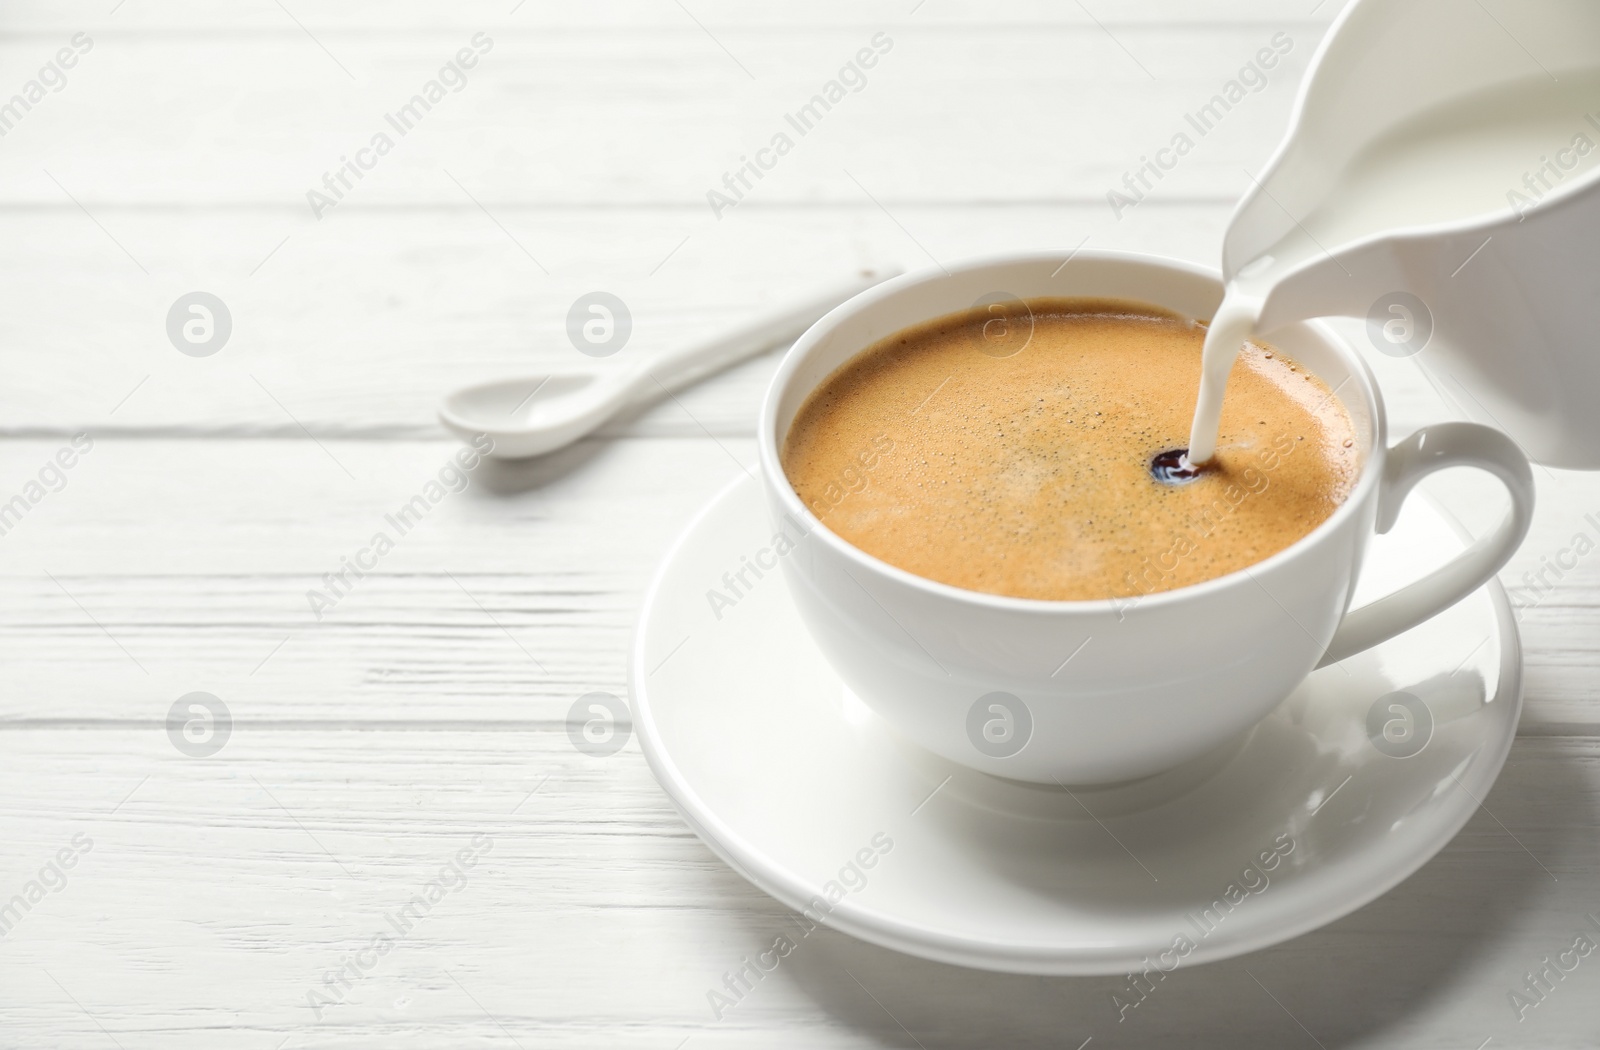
top-left (1317, 422), bottom-right (1535, 667)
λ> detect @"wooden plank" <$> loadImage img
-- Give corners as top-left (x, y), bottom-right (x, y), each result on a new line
top-left (0, 209), bottom-right (1456, 437)
top-left (0, 25), bottom-right (1320, 206)
top-left (0, 728), bottom-right (1594, 1048)
top-left (0, 436), bottom-right (748, 722)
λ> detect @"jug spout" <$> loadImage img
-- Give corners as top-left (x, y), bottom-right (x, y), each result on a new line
top-left (1241, 186), bottom-right (1600, 469)
top-left (1247, 242), bottom-right (1414, 338)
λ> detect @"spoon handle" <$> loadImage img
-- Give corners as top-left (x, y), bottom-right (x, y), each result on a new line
top-left (617, 267), bottom-right (901, 405)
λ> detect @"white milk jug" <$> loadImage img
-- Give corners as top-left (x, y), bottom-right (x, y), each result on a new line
top-left (1189, 0), bottom-right (1600, 468)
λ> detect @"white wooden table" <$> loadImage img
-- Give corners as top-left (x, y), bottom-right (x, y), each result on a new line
top-left (2, 2), bottom-right (1597, 1046)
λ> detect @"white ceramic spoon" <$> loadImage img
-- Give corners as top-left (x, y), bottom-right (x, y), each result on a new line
top-left (439, 268), bottom-right (900, 459)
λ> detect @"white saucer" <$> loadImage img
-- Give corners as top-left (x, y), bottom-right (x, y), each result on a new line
top-left (630, 473), bottom-right (1521, 975)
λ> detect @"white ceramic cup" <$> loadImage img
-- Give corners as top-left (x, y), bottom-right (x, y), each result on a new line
top-left (757, 250), bottom-right (1535, 785)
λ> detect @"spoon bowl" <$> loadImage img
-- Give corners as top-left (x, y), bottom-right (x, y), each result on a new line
top-left (442, 372), bottom-right (628, 459)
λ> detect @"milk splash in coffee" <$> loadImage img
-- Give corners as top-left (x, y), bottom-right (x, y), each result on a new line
top-left (1187, 69), bottom-right (1600, 464)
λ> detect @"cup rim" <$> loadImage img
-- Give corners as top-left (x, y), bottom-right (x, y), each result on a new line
top-left (757, 248), bottom-right (1388, 615)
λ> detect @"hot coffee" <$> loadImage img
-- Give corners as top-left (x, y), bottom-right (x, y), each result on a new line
top-left (781, 298), bottom-right (1359, 601)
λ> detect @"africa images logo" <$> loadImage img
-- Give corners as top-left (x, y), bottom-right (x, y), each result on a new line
top-left (966, 692), bottom-right (1031, 759)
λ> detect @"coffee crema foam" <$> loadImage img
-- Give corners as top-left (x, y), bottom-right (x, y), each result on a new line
top-left (781, 298), bottom-right (1360, 601)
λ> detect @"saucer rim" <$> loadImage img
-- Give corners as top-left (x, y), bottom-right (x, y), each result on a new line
top-left (629, 472), bottom-right (1524, 974)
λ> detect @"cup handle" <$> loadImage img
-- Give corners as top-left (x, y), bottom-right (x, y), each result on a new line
top-left (1317, 422), bottom-right (1535, 667)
